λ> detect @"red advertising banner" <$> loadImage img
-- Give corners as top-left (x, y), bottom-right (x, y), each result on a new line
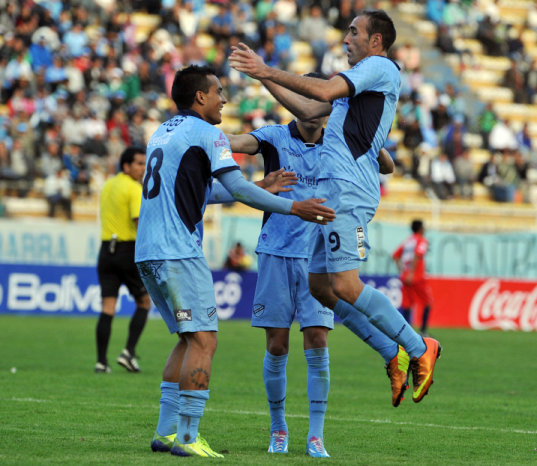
top-left (428, 277), bottom-right (537, 331)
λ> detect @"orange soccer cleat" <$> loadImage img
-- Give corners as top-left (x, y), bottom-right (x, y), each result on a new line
top-left (409, 337), bottom-right (442, 403)
top-left (385, 345), bottom-right (410, 407)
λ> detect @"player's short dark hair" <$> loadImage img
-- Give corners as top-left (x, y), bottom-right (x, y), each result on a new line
top-left (303, 72), bottom-right (329, 80)
top-left (411, 219), bottom-right (424, 233)
top-left (171, 65), bottom-right (217, 109)
top-left (359, 9), bottom-right (396, 52)
top-left (120, 146), bottom-right (146, 172)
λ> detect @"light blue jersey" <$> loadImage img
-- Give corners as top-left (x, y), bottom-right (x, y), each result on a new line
top-left (135, 109), bottom-right (240, 262)
top-left (251, 121), bottom-right (322, 259)
top-left (320, 55), bottom-right (401, 204)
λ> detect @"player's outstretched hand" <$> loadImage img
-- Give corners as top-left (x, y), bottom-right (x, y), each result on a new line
top-left (262, 168), bottom-right (298, 194)
top-left (228, 42), bottom-right (268, 79)
top-left (291, 198), bottom-right (336, 224)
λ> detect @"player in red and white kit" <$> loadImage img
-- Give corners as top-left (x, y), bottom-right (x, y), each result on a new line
top-left (392, 219), bottom-right (433, 336)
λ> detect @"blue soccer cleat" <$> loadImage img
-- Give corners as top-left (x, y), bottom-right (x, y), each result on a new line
top-left (150, 431), bottom-right (176, 452)
top-left (306, 436), bottom-right (330, 458)
top-left (268, 430), bottom-right (288, 453)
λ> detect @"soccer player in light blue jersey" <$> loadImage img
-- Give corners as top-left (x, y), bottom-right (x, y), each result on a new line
top-left (228, 72), bottom-right (400, 456)
top-left (228, 78), bottom-right (332, 457)
top-left (230, 9), bottom-right (441, 408)
top-left (134, 65), bottom-right (335, 458)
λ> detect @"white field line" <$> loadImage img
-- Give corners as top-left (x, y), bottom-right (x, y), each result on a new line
top-left (5, 397), bottom-right (537, 436)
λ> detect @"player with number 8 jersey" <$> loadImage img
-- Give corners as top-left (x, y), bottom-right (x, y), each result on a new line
top-left (134, 65), bottom-right (335, 459)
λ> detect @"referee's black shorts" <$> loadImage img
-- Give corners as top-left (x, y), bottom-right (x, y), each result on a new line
top-left (97, 241), bottom-right (147, 299)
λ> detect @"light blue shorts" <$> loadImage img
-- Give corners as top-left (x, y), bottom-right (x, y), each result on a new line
top-left (309, 178), bottom-right (378, 274)
top-left (136, 258), bottom-right (218, 334)
top-left (252, 253), bottom-right (334, 330)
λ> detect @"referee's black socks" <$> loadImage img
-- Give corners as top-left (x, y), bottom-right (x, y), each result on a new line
top-left (127, 307), bottom-right (149, 355)
top-left (96, 313), bottom-right (114, 365)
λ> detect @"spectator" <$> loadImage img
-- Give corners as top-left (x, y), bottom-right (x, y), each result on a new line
top-left (273, 0), bottom-right (297, 27)
top-left (434, 24), bottom-right (458, 54)
top-left (478, 102), bottom-right (497, 150)
top-left (62, 142), bottom-right (90, 196)
top-left (62, 22), bottom-right (89, 58)
top-left (44, 55), bottom-right (68, 90)
top-left (493, 150), bottom-right (520, 202)
top-left (298, 5), bottom-right (328, 72)
top-left (395, 41), bottom-right (420, 72)
top-left (514, 150), bottom-right (530, 202)
top-left (442, 115), bottom-right (466, 162)
top-left (142, 108), bottom-right (161, 146)
top-left (209, 4), bottom-right (234, 41)
top-left (426, 0), bottom-right (445, 25)
top-left (516, 122), bottom-right (534, 158)
top-left (62, 107), bottom-right (87, 146)
top-left (128, 109), bottom-right (147, 147)
top-left (453, 149), bottom-right (475, 199)
top-left (43, 168), bottom-right (73, 220)
top-left (431, 94), bottom-right (452, 136)
top-left (107, 108), bottom-right (131, 146)
top-left (38, 140), bottom-right (64, 178)
top-left (524, 59), bottom-right (537, 104)
top-left (489, 118), bottom-right (517, 153)
top-left (478, 152), bottom-right (500, 197)
top-left (430, 152), bottom-right (456, 200)
top-left (29, 34), bottom-right (53, 71)
top-left (403, 117), bottom-right (424, 179)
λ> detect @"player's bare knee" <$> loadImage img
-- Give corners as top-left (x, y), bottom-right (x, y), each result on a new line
top-left (266, 328), bottom-right (289, 355)
top-left (303, 328), bottom-right (328, 349)
top-left (187, 331), bottom-right (218, 355)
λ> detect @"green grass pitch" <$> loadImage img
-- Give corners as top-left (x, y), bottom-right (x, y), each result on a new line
top-left (1, 315), bottom-right (536, 465)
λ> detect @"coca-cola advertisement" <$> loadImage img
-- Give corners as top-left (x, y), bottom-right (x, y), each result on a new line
top-left (428, 277), bottom-right (537, 331)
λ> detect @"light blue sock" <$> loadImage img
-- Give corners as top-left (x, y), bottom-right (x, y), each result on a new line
top-left (156, 381), bottom-right (181, 436)
top-left (305, 347), bottom-right (329, 440)
top-left (263, 351), bottom-right (288, 433)
top-left (353, 285), bottom-right (426, 359)
top-left (177, 389), bottom-right (210, 444)
top-left (334, 299), bottom-right (398, 364)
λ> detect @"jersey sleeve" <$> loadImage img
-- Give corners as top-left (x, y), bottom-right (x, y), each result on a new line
top-left (204, 127), bottom-right (241, 177)
top-left (250, 125), bottom-right (279, 146)
top-left (338, 57), bottom-right (392, 97)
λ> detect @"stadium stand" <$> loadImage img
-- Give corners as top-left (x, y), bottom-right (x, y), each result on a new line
top-left (1, 0), bottom-right (536, 233)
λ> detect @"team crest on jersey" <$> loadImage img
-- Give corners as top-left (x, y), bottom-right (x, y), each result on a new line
top-left (356, 226), bottom-right (366, 259)
top-left (219, 147), bottom-right (232, 160)
top-left (207, 306), bottom-right (217, 321)
top-left (253, 304), bottom-right (265, 317)
top-left (175, 309), bottom-right (192, 322)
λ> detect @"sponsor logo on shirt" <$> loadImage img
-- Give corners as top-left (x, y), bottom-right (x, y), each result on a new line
top-left (163, 115), bottom-right (186, 132)
top-left (356, 226), bottom-right (366, 259)
top-left (219, 147), bottom-right (232, 160)
top-left (175, 308), bottom-right (192, 322)
top-left (214, 133), bottom-right (228, 148)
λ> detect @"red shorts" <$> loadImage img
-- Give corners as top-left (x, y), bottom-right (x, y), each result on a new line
top-left (401, 280), bottom-right (433, 309)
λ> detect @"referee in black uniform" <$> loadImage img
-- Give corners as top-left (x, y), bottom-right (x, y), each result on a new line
top-left (95, 147), bottom-right (151, 373)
